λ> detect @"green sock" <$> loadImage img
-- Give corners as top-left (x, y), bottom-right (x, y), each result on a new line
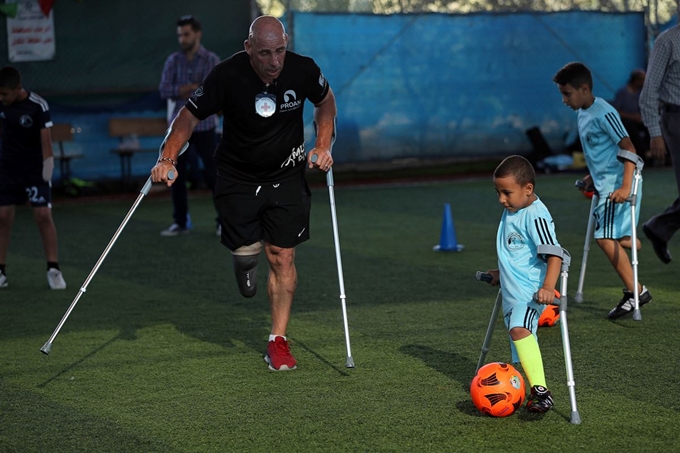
top-left (513, 335), bottom-right (546, 388)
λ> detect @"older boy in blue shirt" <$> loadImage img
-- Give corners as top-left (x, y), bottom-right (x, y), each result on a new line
top-left (553, 62), bottom-right (652, 319)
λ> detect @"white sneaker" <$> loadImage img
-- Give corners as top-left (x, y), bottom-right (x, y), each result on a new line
top-left (47, 268), bottom-right (67, 290)
top-left (160, 223), bottom-right (190, 237)
top-left (0, 271), bottom-right (7, 289)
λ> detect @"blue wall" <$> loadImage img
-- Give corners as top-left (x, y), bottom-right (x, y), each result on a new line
top-left (294, 11), bottom-right (647, 162)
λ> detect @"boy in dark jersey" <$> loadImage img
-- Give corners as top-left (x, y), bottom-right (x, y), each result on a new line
top-left (151, 16), bottom-right (336, 371)
top-left (0, 66), bottom-right (66, 290)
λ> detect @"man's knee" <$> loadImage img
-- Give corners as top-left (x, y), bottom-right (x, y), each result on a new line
top-left (232, 242), bottom-right (263, 298)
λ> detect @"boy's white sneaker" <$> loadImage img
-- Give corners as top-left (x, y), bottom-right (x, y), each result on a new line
top-left (0, 271), bottom-right (7, 289)
top-left (47, 269), bottom-right (66, 290)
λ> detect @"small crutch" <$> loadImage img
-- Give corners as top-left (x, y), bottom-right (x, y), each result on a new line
top-left (311, 120), bottom-right (355, 368)
top-left (617, 149), bottom-right (645, 321)
top-left (41, 132), bottom-right (188, 355)
top-left (573, 180), bottom-right (599, 303)
top-left (474, 272), bottom-right (501, 373)
top-left (536, 245), bottom-right (581, 425)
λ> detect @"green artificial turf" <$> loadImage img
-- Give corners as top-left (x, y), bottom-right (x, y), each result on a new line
top-left (1, 167), bottom-right (679, 452)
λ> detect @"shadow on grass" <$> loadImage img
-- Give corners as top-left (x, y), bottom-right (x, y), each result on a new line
top-left (37, 333), bottom-right (121, 388)
top-left (399, 344), bottom-right (476, 392)
top-left (290, 337), bottom-right (351, 376)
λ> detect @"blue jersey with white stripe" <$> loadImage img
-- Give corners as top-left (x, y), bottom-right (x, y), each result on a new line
top-left (577, 97), bottom-right (628, 196)
top-left (497, 196), bottom-right (560, 315)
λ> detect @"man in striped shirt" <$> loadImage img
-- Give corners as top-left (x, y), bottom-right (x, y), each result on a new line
top-left (553, 62), bottom-right (652, 319)
top-left (158, 15), bottom-right (221, 236)
top-left (639, 24), bottom-right (680, 265)
top-left (0, 66), bottom-right (67, 290)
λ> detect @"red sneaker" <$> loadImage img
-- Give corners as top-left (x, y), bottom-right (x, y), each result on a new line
top-left (264, 336), bottom-right (297, 371)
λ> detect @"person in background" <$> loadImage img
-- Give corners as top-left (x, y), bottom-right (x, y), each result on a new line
top-left (159, 15), bottom-right (221, 236)
top-left (0, 66), bottom-right (67, 290)
top-left (639, 24), bottom-right (680, 265)
top-left (612, 69), bottom-right (651, 164)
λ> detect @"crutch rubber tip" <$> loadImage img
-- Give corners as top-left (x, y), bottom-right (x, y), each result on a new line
top-left (345, 357), bottom-right (355, 368)
top-left (571, 411), bottom-right (582, 425)
top-left (40, 342), bottom-right (52, 355)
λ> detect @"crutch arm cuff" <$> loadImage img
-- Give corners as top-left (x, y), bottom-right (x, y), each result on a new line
top-left (536, 245), bottom-right (572, 267)
top-left (616, 149), bottom-right (644, 170)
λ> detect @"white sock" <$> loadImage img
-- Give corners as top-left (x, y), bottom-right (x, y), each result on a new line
top-left (269, 334), bottom-right (286, 342)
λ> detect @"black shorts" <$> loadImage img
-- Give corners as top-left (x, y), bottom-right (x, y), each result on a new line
top-left (0, 164), bottom-right (52, 207)
top-left (214, 176), bottom-right (311, 250)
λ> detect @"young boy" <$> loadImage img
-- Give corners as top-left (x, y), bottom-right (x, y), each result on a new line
top-left (0, 66), bottom-right (66, 289)
top-left (485, 155), bottom-right (562, 413)
top-left (553, 62), bottom-right (651, 319)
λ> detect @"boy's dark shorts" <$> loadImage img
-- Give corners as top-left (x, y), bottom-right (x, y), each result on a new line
top-left (0, 165), bottom-right (52, 207)
top-left (214, 175), bottom-right (311, 250)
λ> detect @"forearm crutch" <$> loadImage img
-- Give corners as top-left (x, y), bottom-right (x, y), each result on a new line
top-left (617, 149), bottom-right (645, 321)
top-left (537, 245), bottom-right (581, 424)
top-left (41, 132), bottom-right (188, 355)
top-left (312, 120), bottom-right (355, 368)
top-left (573, 184), bottom-right (599, 303)
top-left (474, 271), bottom-right (502, 374)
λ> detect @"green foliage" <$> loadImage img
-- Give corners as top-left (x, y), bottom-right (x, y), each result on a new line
top-left (1, 168), bottom-right (679, 452)
top-left (258, 0), bottom-right (677, 24)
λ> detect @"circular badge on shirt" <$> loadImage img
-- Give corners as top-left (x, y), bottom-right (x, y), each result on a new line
top-left (255, 94), bottom-right (276, 118)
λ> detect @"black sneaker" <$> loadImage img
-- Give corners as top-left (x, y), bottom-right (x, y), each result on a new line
top-left (608, 286), bottom-right (652, 319)
top-left (526, 385), bottom-right (554, 413)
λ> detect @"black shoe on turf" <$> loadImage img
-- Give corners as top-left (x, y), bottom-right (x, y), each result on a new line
top-left (526, 385), bottom-right (554, 413)
top-left (608, 286), bottom-right (652, 319)
top-left (643, 224), bottom-right (671, 264)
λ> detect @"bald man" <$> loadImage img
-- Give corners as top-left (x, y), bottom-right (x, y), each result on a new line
top-left (151, 15), bottom-right (337, 371)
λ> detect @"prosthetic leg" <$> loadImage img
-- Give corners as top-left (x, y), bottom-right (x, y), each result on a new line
top-left (617, 149), bottom-right (645, 321)
top-left (232, 242), bottom-right (263, 298)
top-left (475, 245), bottom-right (581, 424)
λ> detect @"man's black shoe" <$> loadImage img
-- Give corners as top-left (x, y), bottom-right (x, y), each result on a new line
top-left (643, 224), bottom-right (671, 264)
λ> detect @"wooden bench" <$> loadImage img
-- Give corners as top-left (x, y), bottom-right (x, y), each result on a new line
top-left (108, 117), bottom-right (168, 186)
top-left (51, 123), bottom-right (83, 183)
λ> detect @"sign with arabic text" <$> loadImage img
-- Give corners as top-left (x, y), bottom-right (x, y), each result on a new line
top-left (7, 0), bottom-right (55, 62)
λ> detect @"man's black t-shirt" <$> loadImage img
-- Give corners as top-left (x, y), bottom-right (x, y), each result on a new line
top-left (0, 91), bottom-right (52, 169)
top-left (186, 50), bottom-right (329, 184)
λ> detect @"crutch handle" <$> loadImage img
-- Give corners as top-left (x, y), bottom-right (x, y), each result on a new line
top-left (532, 289), bottom-right (562, 306)
top-left (476, 271), bottom-right (493, 283)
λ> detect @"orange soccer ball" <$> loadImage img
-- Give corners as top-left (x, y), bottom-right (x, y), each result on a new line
top-left (539, 304), bottom-right (561, 327)
top-left (470, 362), bottom-right (525, 417)
top-left (538, 289), bottom-right (562, 327)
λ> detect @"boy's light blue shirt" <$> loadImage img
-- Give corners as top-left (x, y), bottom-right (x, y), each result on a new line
top-left (577, 97), bottom-right (628, 195)
top-left (497, 196), bottom-right (559, 315)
